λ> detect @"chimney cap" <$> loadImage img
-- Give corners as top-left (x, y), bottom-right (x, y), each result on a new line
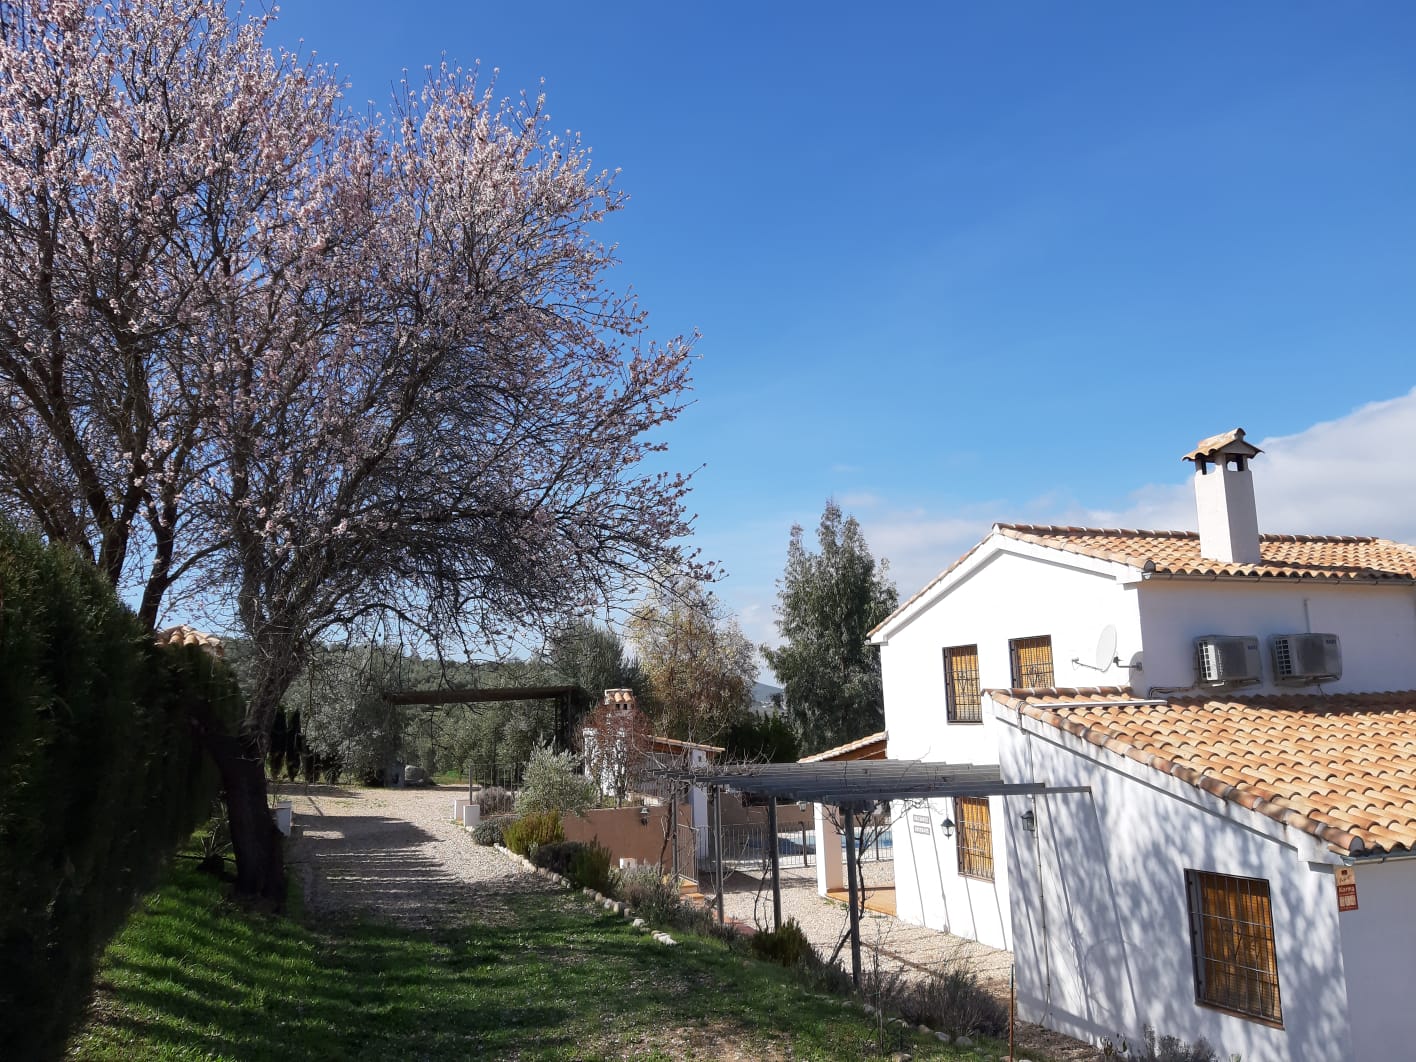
top-left (1182, 427), bottom-right (1262, 464)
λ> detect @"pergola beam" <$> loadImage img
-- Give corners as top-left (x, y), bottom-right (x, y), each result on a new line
top-left (652, 757), bottom-right (1091, 988)
top-left (382, 685), bottom-right (582, 707)
top-left (649, 759), bottom-right (1061, 805)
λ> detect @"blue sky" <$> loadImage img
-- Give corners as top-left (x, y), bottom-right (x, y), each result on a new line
top-left (268, 2), bottom-right (1416, 664)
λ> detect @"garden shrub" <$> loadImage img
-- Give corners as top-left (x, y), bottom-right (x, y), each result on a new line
top-left (471, 813), bottom-right (516, 847)
top-left (568, 841), bottom-right (614, 893)
top-left (750, 917), bottom-right (811, 967)
top-left (513, 745), bottom-right (596, 816)
top-left (526, 839), bottom-right (612, 891)
top-left (0, 523), bottom-right (239, 1061)
top-left (476, 786), bottom-right (514, 816)
top-left (900, 957), bottom-right (1008, 1038)
top-left (1136, 1025), bottom-right (1218, 1062)
top-left (615, 866), bottom-right (683, 925)
top-left (676, 902), bottom-right (746, 947)
top-left (528, 840), bottom-right (581, 876)
top-left (797, 945), bottom-right (854, 997)
top-left (502, 810), bottom-right (564, 855)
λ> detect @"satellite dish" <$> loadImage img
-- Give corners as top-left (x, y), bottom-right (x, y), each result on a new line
top-left (1095, 625), bottom-right (1118, 670)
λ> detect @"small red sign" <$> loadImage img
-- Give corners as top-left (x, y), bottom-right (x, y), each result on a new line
top-left (1335, 866), bottom-right (1358, 912)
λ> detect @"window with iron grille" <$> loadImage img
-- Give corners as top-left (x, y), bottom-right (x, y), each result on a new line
top-left (955, 796), bottom-right (993, 880)
top-left (1185, 870), bottom-right (1283, 1025)
top-left (943, 645), bottom-right (982, 723)
top-left (1009, 635), bottom-right (1054, 688)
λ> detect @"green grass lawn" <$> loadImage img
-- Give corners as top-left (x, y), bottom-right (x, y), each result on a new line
top-left (68, 852), bottom-right (1015, 1062)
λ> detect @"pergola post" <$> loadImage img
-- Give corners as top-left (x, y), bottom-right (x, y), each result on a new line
top-left (766, 797), bottom-right (782, 932)
top-left (842, 802), bottom-right (862, 987)
top-left (713, 785), bottom-right (725, 925)
top-left (669, 783), bottom-right (679, 881)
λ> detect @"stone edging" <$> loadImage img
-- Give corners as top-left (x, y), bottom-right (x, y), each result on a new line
top-left (487, 843), bottom-right (678, 946)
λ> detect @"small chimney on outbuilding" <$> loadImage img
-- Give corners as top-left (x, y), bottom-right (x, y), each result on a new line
top-left (1182, 428), bottom-right (1263, 565)
top-left (601, 688), bottom-right (637, 710)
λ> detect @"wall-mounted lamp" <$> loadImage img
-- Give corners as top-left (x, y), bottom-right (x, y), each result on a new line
top-left (639, 805), bottom-right (650, 826)
top-left (796, 800), bottom-right (809, 812)
top-left (1020, 809), bottom-right (1036, 834)
top-left (940, 818), bottom-right (955, 838)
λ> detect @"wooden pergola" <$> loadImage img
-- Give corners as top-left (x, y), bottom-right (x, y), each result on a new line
top-left (382, 684), bottom-right (586, 756)
top-left (654, 758), bottom-right (1089, 986)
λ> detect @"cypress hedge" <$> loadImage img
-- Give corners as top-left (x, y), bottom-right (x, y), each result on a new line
top-left (0, 524), bottom-right (242, 1060)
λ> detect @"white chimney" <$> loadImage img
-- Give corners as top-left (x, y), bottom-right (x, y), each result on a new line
top-left (1182, 428), bottom-right (1263, 565)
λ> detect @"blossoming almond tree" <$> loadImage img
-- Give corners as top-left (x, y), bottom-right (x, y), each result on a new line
top-left (0, 0), bottom-right (703, 897)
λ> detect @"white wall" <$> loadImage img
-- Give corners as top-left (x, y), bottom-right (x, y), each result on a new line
top-left (998, 706), bottom-right (1358, 1061)
top-left (879, 545), bottom-right (1142, 949)
top-left (1135, 581), bottom-right (1416, 694)
top-left (881, 547), bottom-right (1142, 763)
top-left (1336, 858), bottom-right (1416, 1061)
top-left (890, 794), bottom-right (1013, 949)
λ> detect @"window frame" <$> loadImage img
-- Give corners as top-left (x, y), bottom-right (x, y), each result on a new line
top-left (954, 796), bottom-right (994, 881)
top-left (1008, 634), bottom-right (1055, 688)
top-left (1184, 869), bottom-right (1284, 1027)
top-left (943, 644), bottom-right (982, 724)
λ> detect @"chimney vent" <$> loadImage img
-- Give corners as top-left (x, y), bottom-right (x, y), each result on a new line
top-left (1182, 428), bottom-right (1263, 565)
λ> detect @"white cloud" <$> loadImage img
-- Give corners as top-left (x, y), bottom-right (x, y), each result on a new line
top-left (720, 390), bottom-right (1416, 683)
top-left (1089, 388), bottom-right (1416, 542)
top-left (857, 509), bottom-right (1000, 605)
top-left (852, 389), bottom-right (1416, 602)
top-left (736, 596), bottom-right (779, 652)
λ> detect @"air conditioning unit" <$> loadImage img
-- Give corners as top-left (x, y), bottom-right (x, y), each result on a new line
top-left (1194, 636), bottom-right (1262, 688)
top-left (1271, 633), bottom-right (1342, 686)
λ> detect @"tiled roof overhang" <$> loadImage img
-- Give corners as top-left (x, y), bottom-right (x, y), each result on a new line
top-left (869, 524), bottom-right (1416, 644)
top-left (990, 686), bottom-right (1416, 859)
top-left (995, 525), bottom-right (1416, 583)
top-left (800, 731), bottom-right (888, 763)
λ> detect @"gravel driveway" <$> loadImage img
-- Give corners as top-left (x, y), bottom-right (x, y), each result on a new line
top-left (277, 781), bottom-right (556, 928)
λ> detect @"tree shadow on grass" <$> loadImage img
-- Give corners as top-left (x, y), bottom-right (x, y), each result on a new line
top-left (76, 850), bottom-right (913, 1061)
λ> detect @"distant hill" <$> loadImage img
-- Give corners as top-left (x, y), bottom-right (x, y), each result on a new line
top-left (751, 681), bottom-right (784, 716)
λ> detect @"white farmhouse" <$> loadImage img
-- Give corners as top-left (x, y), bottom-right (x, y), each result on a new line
top-left (871, 429), bottom-right (1416, 1060)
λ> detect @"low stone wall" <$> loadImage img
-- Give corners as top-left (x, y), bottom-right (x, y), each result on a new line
top-left (561, 804), bottom-right (695, 873)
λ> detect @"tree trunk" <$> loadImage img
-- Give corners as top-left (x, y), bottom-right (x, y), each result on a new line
top-left (202, 727), bottom-right (285, 903)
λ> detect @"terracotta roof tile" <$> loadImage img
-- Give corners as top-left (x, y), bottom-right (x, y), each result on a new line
top-left (870, 520), bottom-right (1416, 641)
top-left (989, 686), bottom-right (1416, 857)
top-left (995, 525), bottom-right (1416, 582)
top-left (1182, 427), bottom-right (1262, 462)
top-left (154, 624), bottom-right (224, 658)
top-left (800, 730), bottom-right (889, 763)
